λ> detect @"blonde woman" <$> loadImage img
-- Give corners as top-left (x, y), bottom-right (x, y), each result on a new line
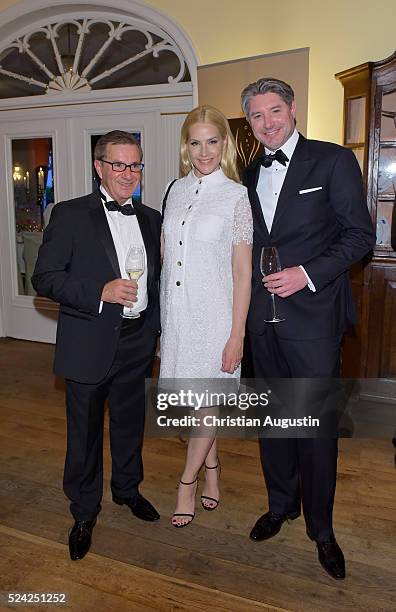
top-left (160, 106), bottom-right (253, 527)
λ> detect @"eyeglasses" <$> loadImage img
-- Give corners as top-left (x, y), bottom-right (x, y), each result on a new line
top-left (100, 159), bottom-right (144, 173)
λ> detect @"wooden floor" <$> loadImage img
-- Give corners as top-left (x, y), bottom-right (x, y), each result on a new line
top-left (0, 338), bottom-right (395, 612)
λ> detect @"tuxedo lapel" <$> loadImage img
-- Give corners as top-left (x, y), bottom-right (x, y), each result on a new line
top-left (134, 205), bottom-right (155, 286)
top-left (89, 192), bottom-right (121, 278)
top-left (246, 160), bottom-right (270, 239)
top-left (271, 135), bottom-right (315, 236)
top-left (89, 191), bottom-right (156, 283)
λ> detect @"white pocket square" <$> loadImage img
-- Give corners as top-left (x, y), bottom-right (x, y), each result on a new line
top-left (299, 186), bottom-right (323, 194)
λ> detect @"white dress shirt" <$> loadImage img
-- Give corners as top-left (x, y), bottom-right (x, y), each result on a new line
top-left (256, 128), bottom-right (299, 232)
top-left (256, 129), bottom-right (315, 291)
top-left (100, 186), bottom-right (148, 315)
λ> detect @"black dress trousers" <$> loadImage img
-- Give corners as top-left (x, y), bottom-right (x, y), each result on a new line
top-left (63, 319), bottom-right (157, 521)
top-left (250, 326), bottom-right (341, 541)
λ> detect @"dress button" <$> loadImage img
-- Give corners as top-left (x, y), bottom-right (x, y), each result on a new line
top-left (179, 240), bottom-right (183, 246)
top-left (177, 261), bottom-right (182, 266)
top-left (181, 221), bottom-right (185, 225)
top-left (195, 190), bottom-right (199, 194)
top-left (188, 205), bottom-right (192, 209)
top-left (176, 281), bottom-right (181, 286)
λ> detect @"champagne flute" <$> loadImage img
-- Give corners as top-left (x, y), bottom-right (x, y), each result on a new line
top-left (124, 245), bottom-right (145, 318)
top-left (260, 246), bottom-right (285, 323)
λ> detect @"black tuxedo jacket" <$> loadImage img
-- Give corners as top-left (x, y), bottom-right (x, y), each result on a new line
top-left (244, 134), bottom-right (375, 340)
top-left (32, 191), bottom-right (161, 383)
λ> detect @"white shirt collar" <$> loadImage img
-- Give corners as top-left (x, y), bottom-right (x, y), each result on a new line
top-left (100, 185), bottom-right (132, 206)
top-left (185, 167), bottom-right (227, 187)
top-left (264, 128), bottom-right (299, 162)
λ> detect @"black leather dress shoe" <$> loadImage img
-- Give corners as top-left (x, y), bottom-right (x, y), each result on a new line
top-left (249, 510), bottom-right (300, 541)
top-left (316, 537), bottom-right (346, 580)
top-left (112, 492), bottom-right (160, 522)
top-left (68, 518), bottom-right (96, 561)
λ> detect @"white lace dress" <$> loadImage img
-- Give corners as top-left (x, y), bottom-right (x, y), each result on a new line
top-left (160, 168), bottom-right (253, 379)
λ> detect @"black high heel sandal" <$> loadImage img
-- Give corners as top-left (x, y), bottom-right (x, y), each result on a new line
top-left (172, 477), bottom-right (198, 528)
top-left (201, 461), bottom-right (221, 511)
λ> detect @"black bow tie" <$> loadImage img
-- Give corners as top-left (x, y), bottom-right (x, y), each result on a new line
top-left (104, 200), bottom-right (135, 215)
top-left (100, 191), bottom-right (135, 215)
top-left (260, 149), bottom-right (289, 168)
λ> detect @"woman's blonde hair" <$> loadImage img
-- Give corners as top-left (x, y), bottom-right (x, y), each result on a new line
top-left (179, 105), bottom-right (240, 182)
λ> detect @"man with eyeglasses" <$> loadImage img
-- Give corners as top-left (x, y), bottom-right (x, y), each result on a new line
top-left (33, 130), bottom-right (161, 560)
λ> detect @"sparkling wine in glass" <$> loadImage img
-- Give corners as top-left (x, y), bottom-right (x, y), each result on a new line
top-left (124, 245), bottom-right (145, 317)
top-left (260, 246), bottom-right (285, 323)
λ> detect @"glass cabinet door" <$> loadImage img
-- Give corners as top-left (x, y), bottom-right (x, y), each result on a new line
top-left (345, 96), bottom-right (367, 174)
top-left (376, 88), bottom-right (396, 249)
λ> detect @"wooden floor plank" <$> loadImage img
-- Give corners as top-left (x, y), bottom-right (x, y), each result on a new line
top-left (0, 338), bottom-right (395, 612)
top-left (0, 474), bottom-right (395, 611)
top-left (1, 527), bottom-right (282, 612)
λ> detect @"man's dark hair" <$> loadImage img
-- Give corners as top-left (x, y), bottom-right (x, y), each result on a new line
top-left (94, 130), bottom-right (142, 160)
top-left (241, 78), bottom-right (295, 116)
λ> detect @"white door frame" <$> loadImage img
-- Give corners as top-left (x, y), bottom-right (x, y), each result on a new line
top-left (0, 0), bottom-right (198, 341)
top-left (0, 95), bottom-right (191, 343)
top-left (0, 116), bottom-right (70, 342)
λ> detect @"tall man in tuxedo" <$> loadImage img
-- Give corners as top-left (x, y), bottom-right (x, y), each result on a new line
top-left (33, 131), bottom-right (161, 560)
top-left (241, 78), bottom-right (375, 579)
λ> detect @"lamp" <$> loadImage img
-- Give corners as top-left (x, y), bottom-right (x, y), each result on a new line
top-left (13, 165), bottom-right (22, 182)
top-left (61, 24), bottom-right (74, 74)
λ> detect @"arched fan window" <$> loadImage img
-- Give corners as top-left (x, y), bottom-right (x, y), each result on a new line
top-left (0, 17), bottom-right (190, 98)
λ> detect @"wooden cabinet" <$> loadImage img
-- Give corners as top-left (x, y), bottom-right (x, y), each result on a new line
top-left (336, 52), bottom-right (396, 378)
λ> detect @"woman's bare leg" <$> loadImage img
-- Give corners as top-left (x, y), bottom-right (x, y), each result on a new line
top-left (201, 437), bottom-right (220, 509)
top-left (172, 407), bottom-right (218, 526)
